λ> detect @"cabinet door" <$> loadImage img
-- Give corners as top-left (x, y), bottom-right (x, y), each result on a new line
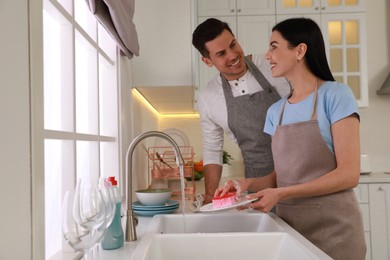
top-left (321, 0), bottom-right (365, 13)
top-left (321, 13), bottom-right (368, 107)
top-left (237, 0), bottom-right (276, 15)
top-left (237, 15), bottom-right (276, 55)
top-left (197, 0), bottom-right (236, 16)
top-left (276, 0), bottom-right (321, 15)
top-left (369, 184), bottom-right (390, 260)
top-left (276, 0), bottom-right (365, 14)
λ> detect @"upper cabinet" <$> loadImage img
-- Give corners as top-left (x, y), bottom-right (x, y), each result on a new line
top-left (197, 0), bottom-right (275, 16)
top-left (276, 0), bottom-right (365, 14)
top-left (194, 0), bottom-right (368, 107)
top-left (131, 0), bottom-right (193, 87)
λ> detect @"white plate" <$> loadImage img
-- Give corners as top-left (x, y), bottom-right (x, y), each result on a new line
top-left (154, 128), bottom-right (190, 147)
top-left (199, 195), bottom-right (258, 212)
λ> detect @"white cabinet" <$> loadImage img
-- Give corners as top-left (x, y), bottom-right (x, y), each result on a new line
top-left (356, 174), bottom-right (390, 260)
top-left (354, 184), bottom-right (372, 260)
top-left (275, 0), bottom-right (368, 107)
top-left (368, 183), bottom-right (390, 260)
top-left (131, 0), bottom-right (193, 87)
top-left (276, 0), bottom-right (365, 15)
top-left (197, 0), bottom-right (275, 16)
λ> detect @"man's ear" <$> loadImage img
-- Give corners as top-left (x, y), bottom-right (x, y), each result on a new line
top-left (201, 56), bottom-right (214, 68)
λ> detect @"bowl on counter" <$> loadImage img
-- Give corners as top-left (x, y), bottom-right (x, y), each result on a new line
top-left (135, 188), bottom-right (172, 206)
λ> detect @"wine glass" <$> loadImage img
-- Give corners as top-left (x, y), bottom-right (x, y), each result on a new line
top-left (62, 189), bottom-right (98, 260)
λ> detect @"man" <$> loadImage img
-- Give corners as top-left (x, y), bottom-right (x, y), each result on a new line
top-left (192, 18), bottom-right (290, 203)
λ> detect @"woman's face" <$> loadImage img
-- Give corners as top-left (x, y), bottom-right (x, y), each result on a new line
top-left (266, 31), bottom-right (299, 79)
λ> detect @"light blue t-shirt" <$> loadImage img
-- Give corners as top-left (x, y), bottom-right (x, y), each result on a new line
top-left (264, 81), bottom-right (359, 153)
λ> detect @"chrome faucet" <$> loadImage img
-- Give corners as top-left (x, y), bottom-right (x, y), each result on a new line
top-left (123, 131), bottom-right (184, 242)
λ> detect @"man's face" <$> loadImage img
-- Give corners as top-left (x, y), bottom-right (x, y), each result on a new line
top-left (201, 29), bottom-right (247, 81)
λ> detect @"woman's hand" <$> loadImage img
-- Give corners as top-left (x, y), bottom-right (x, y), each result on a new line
top-left (245, 188), bottom-right (282, 212)
top-left (214, 179), bottom-right (248, 198)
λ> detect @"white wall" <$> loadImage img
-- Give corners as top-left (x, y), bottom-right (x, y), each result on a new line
top-left (0, 0), bottom-right (32, 259)
top-left (361, 0), bottom-right (390, 171)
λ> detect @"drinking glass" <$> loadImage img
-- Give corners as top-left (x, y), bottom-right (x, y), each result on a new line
top-left (62, 189), bottom-right (98, 260)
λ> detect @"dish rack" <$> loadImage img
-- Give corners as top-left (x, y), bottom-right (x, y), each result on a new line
top-left (147, 146), bottom-right (195, 200)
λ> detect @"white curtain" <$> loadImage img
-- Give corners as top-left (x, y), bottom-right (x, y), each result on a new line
top-left (85, 0), bottom-right (140, 59)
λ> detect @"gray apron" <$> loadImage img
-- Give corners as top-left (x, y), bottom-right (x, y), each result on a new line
top-left (273, 88), bottom-right (366, 260)
top-left (222, 56), bottom-right (281, 178)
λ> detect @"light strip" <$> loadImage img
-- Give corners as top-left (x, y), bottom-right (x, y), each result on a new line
top-left (132, 88), bottom-right (199, 119)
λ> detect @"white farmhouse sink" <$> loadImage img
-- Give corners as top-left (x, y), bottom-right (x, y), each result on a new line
top-left (132, 212), bottom-right (331, 260)
top-left (156, 212), bottom-right (284, 233)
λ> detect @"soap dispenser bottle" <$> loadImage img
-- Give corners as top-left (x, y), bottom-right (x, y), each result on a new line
top-left (101, 176), bottom-right (124, 250)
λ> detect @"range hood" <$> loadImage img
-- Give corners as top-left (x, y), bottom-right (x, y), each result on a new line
top-left (377, 73), bottom-right (390, 95)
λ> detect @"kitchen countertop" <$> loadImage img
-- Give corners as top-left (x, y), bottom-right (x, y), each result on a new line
top-left (51, 172), bottom-right (390, 260)
top-left (359, 171), bottom-right (390, 183)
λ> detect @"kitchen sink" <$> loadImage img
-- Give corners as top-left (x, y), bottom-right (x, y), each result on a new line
top-left (142, 232), bottom-right (323, 260)
top-left (132, 212), bottom-right (331, 259)
top-left (155, 212), bottom-right (284, 233)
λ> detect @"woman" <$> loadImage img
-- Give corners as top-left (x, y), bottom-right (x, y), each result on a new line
top-left (215, 18), bottom-right (366, 260)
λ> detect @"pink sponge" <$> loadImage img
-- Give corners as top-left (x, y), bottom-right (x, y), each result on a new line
top-left (212, 192), bottom-right (238, 209)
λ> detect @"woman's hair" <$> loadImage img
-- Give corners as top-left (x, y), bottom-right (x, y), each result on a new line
top-left (192, 18), bottom-right (234, 58)
top-left (272, 17), bottom-right (335, 81)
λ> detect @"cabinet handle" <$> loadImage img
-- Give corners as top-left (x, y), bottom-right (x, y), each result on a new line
top-left (321, 7), bottom-right (325, 10)
top-left (378, 186), bottom-right (384, 191)
top-left (237, 9), bottom-right (241, 12)
top-left (230, 9), bottom-right (235, 12)
top-left (315, 7), bottom-right (319, 10)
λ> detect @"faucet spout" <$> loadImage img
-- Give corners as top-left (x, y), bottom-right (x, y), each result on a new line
top-left (123, 131), bottom-right (184, 242)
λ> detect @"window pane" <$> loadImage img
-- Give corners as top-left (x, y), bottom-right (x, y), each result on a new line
top-left (98, 23), bottom-right (117, 61)
top-left (43, 10), bottom-right (74, 132)
top-left (44, 139), bottom-right (74, 258)
top-left (328, 0), bottom-right (341, 6)
top-left (99, 55), bottom-right (118, 136)
top-left (77, 141), bottom-right (99, 185)
top-left (348, 76), bottom-right (360, 99)
top-left (75, 32), bottom-right (98, 134)
top-left (328, 21), bottom-right (342, 45)
top-left (282, 0), bottom-right (297, 8)
top-left (74, 0), bottom-right (97, 40)
top-left (330, 48), bottom-right (343, 72)
top-left (347, 48), bottom-right (359, 72)
top-left (100, 142), bottom-right (119, 179)
top-left (346, 20), bottom-right (359, 44)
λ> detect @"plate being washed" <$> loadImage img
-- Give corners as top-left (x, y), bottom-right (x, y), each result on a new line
top-left (199, 195), bottom-right (258, 213)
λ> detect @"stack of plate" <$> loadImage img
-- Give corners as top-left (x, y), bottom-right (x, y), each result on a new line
top-left (132, 200), bottom-right (180, 217)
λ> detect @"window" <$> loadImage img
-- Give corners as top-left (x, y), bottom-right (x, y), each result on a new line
top-left (43, 0), bottom-right (120, 257)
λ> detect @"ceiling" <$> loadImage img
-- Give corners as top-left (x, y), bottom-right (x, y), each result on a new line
top-left (135, 86), bottom-right (197, 114)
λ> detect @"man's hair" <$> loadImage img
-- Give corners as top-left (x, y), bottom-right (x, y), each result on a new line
top-left (192, 18), bottom-right (234, 58)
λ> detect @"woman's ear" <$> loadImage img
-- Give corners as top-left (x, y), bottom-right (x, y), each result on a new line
top-left (201, 56), bottom-right (214, 68)
top-left (296, 43), bottom-right (307, 61)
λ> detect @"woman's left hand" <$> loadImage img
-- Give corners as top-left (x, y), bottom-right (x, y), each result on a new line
top-left (244, 188), bottom-right (281, 213)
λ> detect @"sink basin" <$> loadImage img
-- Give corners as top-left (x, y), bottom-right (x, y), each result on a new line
top-left (155, 212), bottom-right (284, 233)
top-left (142, 233), bottom-right (323, 260)
top-left (132, 212), bottom-right (331, 260)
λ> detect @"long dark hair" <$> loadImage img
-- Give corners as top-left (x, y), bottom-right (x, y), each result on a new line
top-left (272, 17), bottom-right (335, 81)
top-left (192, 18), bottom-right (234, 58)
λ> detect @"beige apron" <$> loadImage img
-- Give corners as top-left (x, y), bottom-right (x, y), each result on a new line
top-left (272, 88), bottom-right (366, 260)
